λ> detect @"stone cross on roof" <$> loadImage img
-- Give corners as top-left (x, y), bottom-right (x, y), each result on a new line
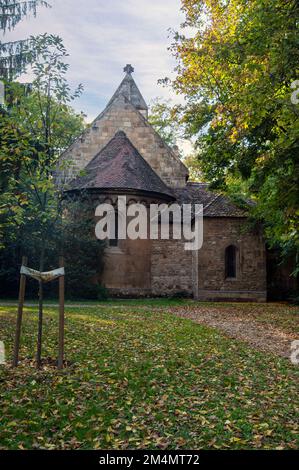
top-left (124, 64), bottom-right (134, 74)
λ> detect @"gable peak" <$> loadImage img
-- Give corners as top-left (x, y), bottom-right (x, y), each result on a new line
top-left (107, 64), bottom-right (148, 118)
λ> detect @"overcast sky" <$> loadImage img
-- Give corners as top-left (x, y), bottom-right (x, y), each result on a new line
top-left (2, 0), bottom-right (187, 121)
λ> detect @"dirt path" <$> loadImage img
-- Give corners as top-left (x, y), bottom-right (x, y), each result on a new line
top-left (172, 306), bottom-right (298, 358)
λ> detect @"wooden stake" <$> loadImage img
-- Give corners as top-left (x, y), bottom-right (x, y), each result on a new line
top-left (36, 279), bottom-right (43, 369)
top-left (58, 256), bottom-right (65, 369)
top-left (36, 246), bottom-right (46, 369)
top-left (12, 256), bottom-right (27, 367)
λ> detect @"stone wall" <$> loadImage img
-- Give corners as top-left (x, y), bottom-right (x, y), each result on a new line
top-left (97, 192), bottom-right (194, 297)
top-left (98, 193), bottom-right (154, 297)
top-left (102, 238), bottom-right (152, 293)
top-left (196, 217), bottom-right (267, 301)
top-left (98, 198), bottom-right (266, 300)
top-left (81, 192), bottom-right (266, 301)
top-left (57, 96), bottom-right (188, 188)
top-left (103, 236), bottom-right (195, 298)
top-left (151, 238), bottom-right (193, 296)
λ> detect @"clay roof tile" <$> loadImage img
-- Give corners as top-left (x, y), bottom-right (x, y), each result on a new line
top-left (68, 131), bottom-right (174, 200)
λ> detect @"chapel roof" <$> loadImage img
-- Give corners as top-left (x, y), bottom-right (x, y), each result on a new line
top-left (68, 130), bottom-right (174, 200)
top-left (107, 64), bottom-right (148, 113)
top-left (173, 183), bottom-right (248, 217)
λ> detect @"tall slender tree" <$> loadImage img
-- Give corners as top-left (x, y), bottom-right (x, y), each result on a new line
top-left (0, 35), bottom-right (84, 366)
top-left (0, 1), bottom-right (50, 79)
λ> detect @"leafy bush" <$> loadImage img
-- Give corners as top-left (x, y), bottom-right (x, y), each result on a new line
top-left (0, 193), bottom-right (105, 300)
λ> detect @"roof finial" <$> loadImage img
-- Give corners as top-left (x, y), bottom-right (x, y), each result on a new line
top-left (124, 64), bottom-right (134, 75)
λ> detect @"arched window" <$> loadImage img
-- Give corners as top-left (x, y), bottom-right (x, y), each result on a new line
top-left (225, 245), bottom-right (237, 278)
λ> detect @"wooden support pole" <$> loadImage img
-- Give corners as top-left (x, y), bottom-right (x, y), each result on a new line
top-left (36, 246), bottom-right (46, 369)
top-left (58, 256), bottom-right (65, 369)
top-left (36, 279), bottom-right (44, 369)
top-left (12, 256), bottom-right (27, 367)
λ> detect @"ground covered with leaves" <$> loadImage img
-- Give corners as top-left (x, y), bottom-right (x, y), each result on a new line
top-left (0, 301), bottom-right (298, 450)
top-left (171, 302), bottom-right (299, 358)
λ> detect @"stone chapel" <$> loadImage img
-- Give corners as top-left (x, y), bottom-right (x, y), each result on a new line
top-left (57, 65), bottom-right (267, 301)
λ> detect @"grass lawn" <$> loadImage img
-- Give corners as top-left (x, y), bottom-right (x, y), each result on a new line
top-left (0, 301), bottom-right (298, 450)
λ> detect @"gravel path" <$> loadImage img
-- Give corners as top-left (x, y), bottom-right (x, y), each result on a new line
top-left (173, 307), bottom-right (297, 358)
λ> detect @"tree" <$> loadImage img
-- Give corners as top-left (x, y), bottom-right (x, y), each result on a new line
top-left (148, 97), bottom-right (202, 180)
top-left (0, 0), bottom-right (50, 79)
top-left (0, 193), bottom-right (105, 301)
top-left (183, 154), bottom-right (202, 182)
top-left (56, 194), bottom-right (106, 300)
top-left (0, 34), bottom-right (87, 366)
top-left (169, 0), bottom-right (299, 271)
top-left (148, 98), bottom-right (182, 148)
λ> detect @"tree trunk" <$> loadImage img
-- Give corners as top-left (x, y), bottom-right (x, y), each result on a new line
top-left (36, 243), bottom-right (45, 369)
top-left (58, 256), bottom-right (65, 369)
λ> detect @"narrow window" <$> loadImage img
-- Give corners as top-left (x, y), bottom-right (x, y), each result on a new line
top-left (109, 211), bottom-right (118, 247)
top-left (225, 245), bottom-right (237, 278)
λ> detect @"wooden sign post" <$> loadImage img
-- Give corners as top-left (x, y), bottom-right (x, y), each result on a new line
top-left (13, 257), bottom-right (65, 369)
top-left (58, 256), bottom-right (65, 369)
top-left (12, 256), bottom-right (28, 367)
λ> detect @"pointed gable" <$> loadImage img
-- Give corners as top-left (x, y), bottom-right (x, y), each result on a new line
top-left (68, 131), bottom-right (174, 200)
top-left (107, 64), bottom-right (148, 118)
top-left (57, 65), bottom-right (189, 188)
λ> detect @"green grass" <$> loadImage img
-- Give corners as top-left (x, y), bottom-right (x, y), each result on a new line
top-left (0, 303), bottom-right (298, 450)
top-left (0, 297), bottom-right (193, 307)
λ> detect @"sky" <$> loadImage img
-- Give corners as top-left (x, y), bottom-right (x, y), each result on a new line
top-left (2, 0), bottom-right (187, 122)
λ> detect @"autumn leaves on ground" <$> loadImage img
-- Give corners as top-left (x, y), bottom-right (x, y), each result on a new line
top-left (0, 300), bottom-right (298, 450)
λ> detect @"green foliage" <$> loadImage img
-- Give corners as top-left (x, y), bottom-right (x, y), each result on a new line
top-left (0, 35), bottom-right (87, 274)
top-left (148, 98), bottom-right (182, 148)
top-left (182, 154), bottom-right (203, 181)
top-left (148, 98), bottom-right (202, 180)
top-left (0, 37), bottom-right (84, 242)
top-left (96, 284), bottom-right (109, 301)
top-left (0, 237), bottom-right (105, 300)
top-left (0, 194), bottom-right (105, 299)
top-left (170, 0), bottom-right (299, 270)
top-left (0, 1), bottom-right (50, 79)
top-left (0, 1), bottom-right (49, 32)
top-left (57, 195), bottom-right (105, 300)
top-left (0, 34), bottom-right (105, 300)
